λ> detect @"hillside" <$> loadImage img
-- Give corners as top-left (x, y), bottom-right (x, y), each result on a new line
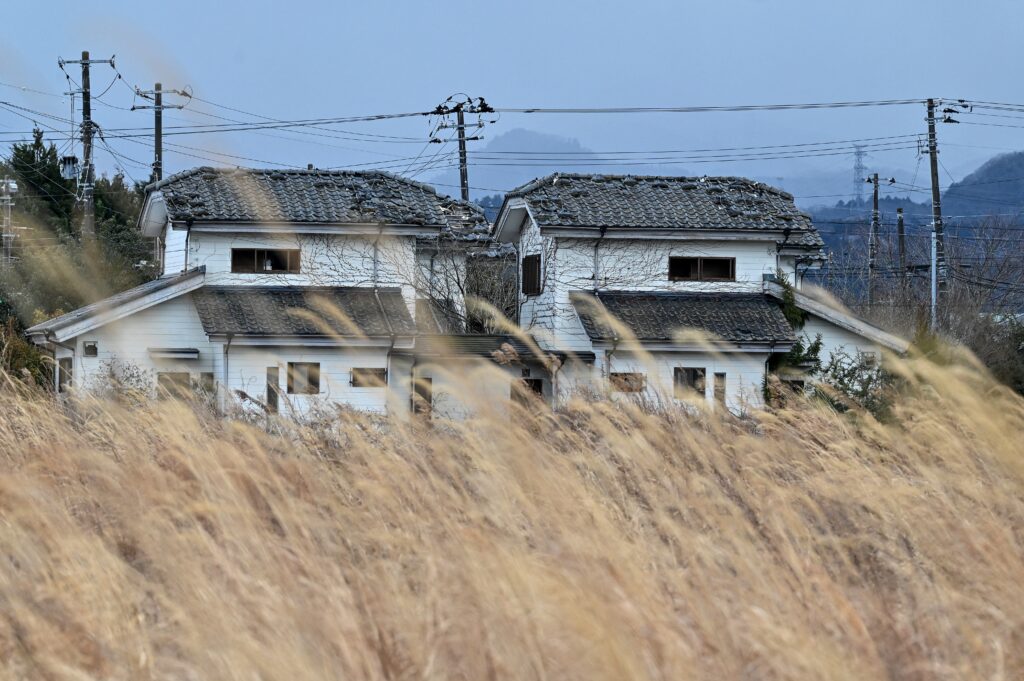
top-left (943, 150), bottom-right (1024, 217)
top-left (1, 351), bottom-right (1023, 679)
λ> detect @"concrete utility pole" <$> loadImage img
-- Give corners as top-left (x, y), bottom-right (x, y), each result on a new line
top-left (926, 98), bottom-right (946, 329)
top-left (867, 173), bottom-right (879, 309)
top-left (59, 51), bottom-right (115, 241)
top-left (896, 207), bottom-right (907, 287)
top-left (132, 83), bottom-right (190, 182)
top-left (1, 177), bottom-right (18, 266)
top-left (432, 95), bottom-right (494, 202)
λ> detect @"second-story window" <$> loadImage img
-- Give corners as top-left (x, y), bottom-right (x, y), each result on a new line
top-left (231, 248), bottom-right (301, 274)
top-left (668, 256), bottom-right (735, 281)
top-left (522, 254), bottom-right (542, 296)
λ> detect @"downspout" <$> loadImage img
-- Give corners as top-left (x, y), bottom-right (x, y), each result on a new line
top-left (593, 226), bottom-right (607, 292)
top-left (45, 331), bottom-right (75, 391)
top-left (183, 219), bottom-right (193, 273)
top-left (372, 224), bottom-right (383, 287)
top-left (222, 332), bottom-right (234, 411)
top-left (374, 288), bottom-right (397, 413)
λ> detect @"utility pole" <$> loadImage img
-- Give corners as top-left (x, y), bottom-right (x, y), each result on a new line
top-left (432, 95), bottom-right (494, 202)
top-left (132, 83), bottom-right (190, 182)
top-left (455, 105), bottom-right (469, 202)
top-left (1, 177), bottom-right (18, 266)
top-left (866, 173), bottom-right (880, 310)
top-left (926, 98), bottom-right (946, 329)
top-left (896, 207), bottom-right (906, 288)
top-left (59, 51), bottom-right (115, 242)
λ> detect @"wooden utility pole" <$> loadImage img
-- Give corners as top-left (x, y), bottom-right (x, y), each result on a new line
top-left (58, 51), bottom-right (114, 241)
top-left (132, 83), bottom-right (189, 182)
top-left (926, 98), bottom-right (946, 329)
top-left (867, 172), bottom-right (879, 309)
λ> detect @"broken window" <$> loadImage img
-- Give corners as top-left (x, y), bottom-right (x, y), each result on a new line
top-left (266, 367), bottom-right (279, 413)
top-left (58, 357), bottom-right (73, 393)
top-left (513, 378), bottom-right (544, 405)
top-left (197, 372), bottom-right (216, 394)
top-left (413, 376), bottom-right (432, 416)
top-left (714, 372), bottom-right (727, 404)
top-left (351, 367), bottom-right (387, 387)
top-left (674, 367), bottom-right (706, 398)
top-left (287, 362), bottom-right (320, 395)
top-left (157, 372), bottom-right (191, 399)
top-left (610, 372), bottom-right (645, 393)
top-left (668, 256), bottom-right (735, 281)
top-left (83, 341), bottom-right (98, 357)
top-left (231, 248), bottom-right (301, 273)
top-left (522, 254), bottom-right (542, 296)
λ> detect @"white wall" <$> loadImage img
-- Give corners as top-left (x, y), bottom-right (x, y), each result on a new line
top-left (187, 231), bottom-right (419, 313)
top-left (516, 215), bottom-right (782, 352)
top-left (602, 349), bottom-right (769, 414)
top-left (163, 225), bottom-right (189, 276)
top-left (800, 314), bottom-right (885, 366)
top-left (225, 345), bottom-right (396, 416)
top-left (414, 358), bottom-right (516, 420)
top-left (73, 293), bottom-right (215, 393)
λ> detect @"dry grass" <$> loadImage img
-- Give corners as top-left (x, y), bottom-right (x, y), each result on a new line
top-left (0, 350), bottom-right (1022, 680)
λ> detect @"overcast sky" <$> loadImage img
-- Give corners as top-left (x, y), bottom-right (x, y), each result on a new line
top-left (2, 0), bottom-right (1022, 202)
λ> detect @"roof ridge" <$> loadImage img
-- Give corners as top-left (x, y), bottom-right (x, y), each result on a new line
top-left (506, 172), bottom-right (796, 199)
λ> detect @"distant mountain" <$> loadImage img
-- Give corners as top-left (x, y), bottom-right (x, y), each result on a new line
top-left (942, 151), bottom-right (1024, 218)
top-left (428, 128), bottom-right (695, 200)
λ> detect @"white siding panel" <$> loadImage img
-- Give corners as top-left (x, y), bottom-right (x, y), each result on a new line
top-left (73, 293), bottom-right (214, 392)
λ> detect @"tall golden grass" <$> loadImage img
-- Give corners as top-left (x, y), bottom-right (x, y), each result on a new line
top-left (0, 347), bottom-right (1022, 680)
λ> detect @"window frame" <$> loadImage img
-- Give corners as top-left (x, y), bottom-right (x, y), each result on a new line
top-left (351, 367), bottom-right (387, 388)
top-left (713, 372), bottom-right (727, 404)
top-left (287, 362), bottom-right (320, 395)
top-left (521, 253), bottom-right (542, 296)
top-left (668, 256), bottom-right (736, 282)
top-left (231, 248), bottom-right (301, 274)
top-left (156, 371), bottom-right (192, 399)
top-left (674, 367), bottom-right (707, 398)
top-left (609, 372), bottom-right (646, 393)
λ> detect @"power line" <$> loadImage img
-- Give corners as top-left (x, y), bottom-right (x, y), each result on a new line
top-left (495, 98), bottom-right (926, 114)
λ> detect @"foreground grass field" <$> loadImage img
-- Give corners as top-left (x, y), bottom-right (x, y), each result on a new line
top-left (0, 350), bottom-right (1022, 680)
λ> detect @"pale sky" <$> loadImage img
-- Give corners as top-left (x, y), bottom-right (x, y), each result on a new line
top-left (1, 0), bottom-right (1021, 201)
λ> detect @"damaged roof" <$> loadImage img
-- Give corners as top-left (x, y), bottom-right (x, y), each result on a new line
top-left (148, 167), bottom-right (477, 227)
top-left (570, 290), bottom-right (796, 345)
top-left (192, 286), bottom-right (416, 337)
top-left (506, 173), bottom-right (823, 249)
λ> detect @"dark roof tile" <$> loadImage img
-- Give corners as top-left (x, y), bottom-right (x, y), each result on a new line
top-left (571, 290), bottom-right (796, 344)
top-left (192, 286), bottom-right (415, 337)
top-left (506, 173), bottom-right (823, 250)
top-left (149, 167), bottom-right (480, 228)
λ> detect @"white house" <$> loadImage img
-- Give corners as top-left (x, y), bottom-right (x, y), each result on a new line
top-left (26, 167), bottom-right (530, 418)
top-left (27, 168), bottom-right (908, 417)
top-left (491, 173), bottom-right (908, 412)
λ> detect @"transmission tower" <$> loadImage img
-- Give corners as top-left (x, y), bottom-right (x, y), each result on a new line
top-left (852, 144), bottom-right (867, 204)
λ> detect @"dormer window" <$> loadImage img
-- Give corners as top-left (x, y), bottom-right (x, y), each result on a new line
top-left (668, 256), bottom-right (735, 281)
top-left (231, 248), bottom-right (301, 274)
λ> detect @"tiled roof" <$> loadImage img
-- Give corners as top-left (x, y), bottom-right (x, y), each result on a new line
top-left (570, 290), bottom-right (796, 344)
top-left (149, 167), bottom-right (474, 227)
top-left (26, 267), bottom-right (205, 336)
top-left (506, 173), bottom-right (823, 249)
top-left (191, 286), bottom-right (415, 337)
